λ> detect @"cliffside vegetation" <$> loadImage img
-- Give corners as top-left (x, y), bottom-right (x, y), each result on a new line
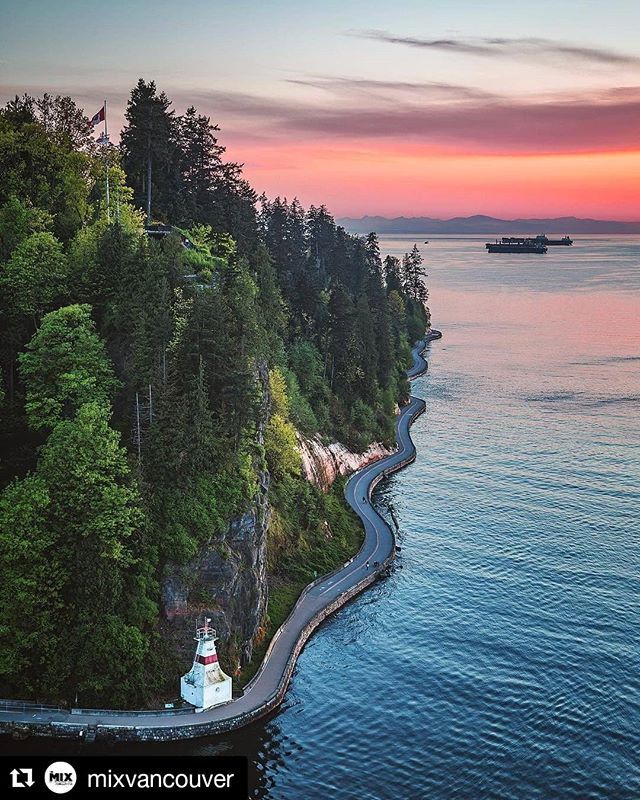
top-left (0, 81), bottom-right (429, 706)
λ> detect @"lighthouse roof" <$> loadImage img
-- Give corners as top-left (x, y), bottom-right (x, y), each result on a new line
top-left (194, 617), bottom-right (217, 641)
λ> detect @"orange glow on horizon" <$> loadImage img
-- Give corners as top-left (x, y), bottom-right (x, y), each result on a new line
top-left (223, 139), bottom-right (640, 219)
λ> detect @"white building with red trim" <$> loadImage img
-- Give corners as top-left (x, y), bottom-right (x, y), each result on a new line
top-left (180, 618), bottom-right (233, 711)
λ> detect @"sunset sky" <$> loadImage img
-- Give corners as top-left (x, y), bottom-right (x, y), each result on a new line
top-left (2, 0), bottom-right (640, 219)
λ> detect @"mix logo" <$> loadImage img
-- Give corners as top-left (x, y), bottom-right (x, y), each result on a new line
top-left (44, 762), bottom-right (77, 794)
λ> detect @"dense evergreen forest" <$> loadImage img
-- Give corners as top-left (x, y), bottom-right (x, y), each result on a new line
top-left (0, 81), bottom-right (429, 706)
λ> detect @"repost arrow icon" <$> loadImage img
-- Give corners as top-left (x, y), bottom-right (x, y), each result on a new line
top-left (10, 768), bottom-right (34, 788)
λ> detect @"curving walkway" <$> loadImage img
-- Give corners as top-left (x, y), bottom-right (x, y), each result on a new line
top-left (0, 330), bottom-right (442, 742)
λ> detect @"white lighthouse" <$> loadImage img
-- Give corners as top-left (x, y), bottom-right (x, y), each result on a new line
top-left (180, 618), bottom-right (233, 712)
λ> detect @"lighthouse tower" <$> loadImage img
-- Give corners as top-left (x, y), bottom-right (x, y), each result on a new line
top-left (180, 618), bottom-right (233, 712)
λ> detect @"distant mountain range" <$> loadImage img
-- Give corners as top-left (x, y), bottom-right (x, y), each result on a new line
top-left (338, 215), bottom-right (640, 235)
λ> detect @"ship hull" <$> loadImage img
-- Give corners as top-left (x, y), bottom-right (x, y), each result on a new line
top-left (486, 244), bottom-right (547, 253)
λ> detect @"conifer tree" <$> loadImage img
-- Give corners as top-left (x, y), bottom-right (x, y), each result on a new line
top-left (177, 107), bottom-right (224, 222)
top-left (120, 79), bottom-right (180, 223)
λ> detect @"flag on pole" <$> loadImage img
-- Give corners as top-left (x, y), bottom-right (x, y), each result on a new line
top-left (90, 105), bottom-right (106, 127)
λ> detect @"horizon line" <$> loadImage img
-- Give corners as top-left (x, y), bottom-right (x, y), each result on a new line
top-left (336, 214), bottom-right (640, 223)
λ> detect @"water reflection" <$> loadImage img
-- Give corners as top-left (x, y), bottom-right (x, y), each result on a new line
top-left (4, 236), bottom-right (639, 798)
top-left (379, 234), bottom-right (640, 293)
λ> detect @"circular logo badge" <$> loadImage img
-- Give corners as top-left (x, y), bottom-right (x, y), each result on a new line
top-left (44, 761), bottom-right (77, 794)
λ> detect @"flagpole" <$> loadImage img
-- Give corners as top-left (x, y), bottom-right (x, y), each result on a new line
top-left (104, 99), bottom-right (110, 222)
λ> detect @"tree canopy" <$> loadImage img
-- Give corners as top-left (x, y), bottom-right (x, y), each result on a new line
top-left (0, 82), bottom-right (430, 705)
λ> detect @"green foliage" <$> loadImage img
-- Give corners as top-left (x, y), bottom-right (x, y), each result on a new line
top-left (1, 232), bottom-right (67, 319)
top-left (149, 457), bottom-right (256, 566)
top-left (0, 195), bottom-right (53, 261)
top-left (182, 247), bottom-right (213, 274)
top-left (287, 340), bottom-right (330, 430)
top-left (0, 99), bottom-right (93, 241)
top-left (73, 614), bottom-right (149, 706)
top-left (150, 481), bottom-right (217, 564)
top-left (258, 201), bottom-right (428, 444)
top-left (18, 304), bottom-right (119, 430)
top-left (119, 82), bottom-right (258, 251)
top-left (282, 367), bottom-right (318, 434)
top-left (0, 401), bottom-right (152, 702)
top-left (213, 449), bottom-right (258, 516)
top-left (66, 221), bottom-right (104, 296)
top-left (0, 80), bottom-right (431, 706)
top-left (265, 414), bottom-right (301, 478)
top-left (405, 297), bottom-right (430, 344)
top-left (349, 398), bottom-right (378, 448)
top-left (39, 400), bottom-right (143, 567)
top-left (264, 369), bottom-right (301, 478)
top-left (184, 225), bottom-right (236, 263)
top-left (17, 92), bottom-right (95, 152)
top-left (268, 368), bottom-right (289, 416)
top-left (0, 475), bottom-right (56, 685)
top-left (92, 161), bottom-right (141, 230)
top-left (401, 244), bottom-right (429, 304)
top-left (120, 79), bottom-right (181, 222)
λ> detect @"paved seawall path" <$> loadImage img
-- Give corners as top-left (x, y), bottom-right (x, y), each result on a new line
top-left (0, 330), bottom-right (442, 743)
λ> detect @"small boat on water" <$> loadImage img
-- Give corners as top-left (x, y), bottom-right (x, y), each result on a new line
top-left (486, 237), bottom-right (547, 254)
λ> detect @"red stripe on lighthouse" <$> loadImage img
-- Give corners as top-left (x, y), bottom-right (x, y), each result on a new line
top-left (196, 654), bottom-right (218, 665)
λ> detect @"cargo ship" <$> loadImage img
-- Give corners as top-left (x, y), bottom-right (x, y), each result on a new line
top-left (535, 234), bottom-right (573, 246)
top-left (486, 237), bottom-right (547, 254)
top-left (496, 234), bottom-right (572, 246)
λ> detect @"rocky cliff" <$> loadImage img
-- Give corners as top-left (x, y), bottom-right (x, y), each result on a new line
top-left (160, 363), bottom-right (271, 676)
top-left (161, 473), bottom-right (271, 672)
top-left (297, 433), bottom-right (396, 493)
top-left (160, 367), bottom-right (396, 682)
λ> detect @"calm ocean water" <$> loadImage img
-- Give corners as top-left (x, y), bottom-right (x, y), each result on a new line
top-left (8, 236), bottom-right (640, 799)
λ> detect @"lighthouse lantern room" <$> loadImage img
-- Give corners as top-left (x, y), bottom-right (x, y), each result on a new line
top-left (180, 617), bottom-right (233, 712)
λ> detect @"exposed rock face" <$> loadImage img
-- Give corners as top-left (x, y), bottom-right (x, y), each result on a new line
top-left (161, 362), bottom-right (271, 672)
top-left (161, 471), bottom-right (271, 669)
top-left (297, 433), bottom-right (396, 493)
top-left (161, 363), bottom-right (396, 678)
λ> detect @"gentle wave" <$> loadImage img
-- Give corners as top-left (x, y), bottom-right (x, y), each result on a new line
top-left (27, 239), bottom-right (638, 799)
top-left (251, 239), bottom-right (640, 799)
